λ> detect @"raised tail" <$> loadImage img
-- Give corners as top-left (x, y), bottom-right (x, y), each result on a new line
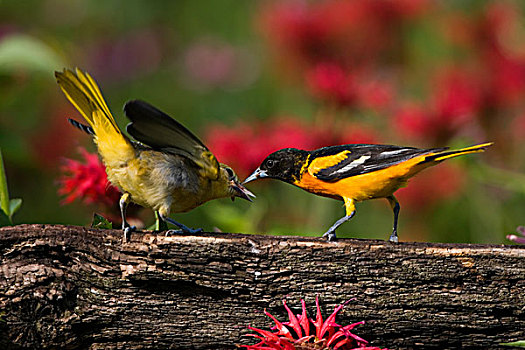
top-left (424, 142), bottom-right (493, 163)
top-left (55, 68), bottom-right (135, 165)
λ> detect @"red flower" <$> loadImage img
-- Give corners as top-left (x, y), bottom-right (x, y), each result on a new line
top-left (207, 116), bottom-right (384, 178)
top-left (259, 0), bottom-right (430, 73)
top-left (258, 0), bottom-right (330, 70)
top-left (206, 117), bottom-right (333, 177)
top-left (357, 78), bottom-right (394, 113)
top-left (394, 68), bottom-right (481, 144)
top-left (394, 102), bottom-right (435, 141)
top-left (306, 63), bottom-right (358, 107)
top-left (485, 55), bottom-right (525, 107)
top-left (432, 68), bottom-right (481, 126)
top-left (58, 147), bottom-right (120, 207)
top-left (240, 296), bottom-right (388, 350)
top-left (475, 2), bottom-right (525, 107)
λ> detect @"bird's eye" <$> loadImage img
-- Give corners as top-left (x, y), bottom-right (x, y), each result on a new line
top-left (225, 167), bottom-right (235, 179)
top-left (266, 160), bottom-right (275, 169)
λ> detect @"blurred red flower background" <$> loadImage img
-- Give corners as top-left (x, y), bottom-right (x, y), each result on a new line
top-left (2, 0), bottom-right (522, 242)
top-left (201, 0), bottom-right (525, 241)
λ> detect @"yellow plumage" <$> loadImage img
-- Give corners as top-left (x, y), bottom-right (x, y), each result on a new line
top-left (299, 143), bottom-right (493, 202)
top-left (244, 142), bottom-right (492, 242)
top-left (56, 68), bottom-right (135, 168)
top-left (307, 150), bottom-right (351, 177)
top-left (56, 68), bottom-right (254, 240)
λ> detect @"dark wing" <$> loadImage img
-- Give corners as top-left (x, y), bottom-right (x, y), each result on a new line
top-left (125, 100), bottom-right (219, 179)
top-left (308, 144), bottom-right (448, 182)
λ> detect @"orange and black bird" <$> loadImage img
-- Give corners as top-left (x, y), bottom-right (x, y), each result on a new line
top-left (243, 142), bottom-right (492, 242)
top-left (55, 68), bottom-right (255, 241)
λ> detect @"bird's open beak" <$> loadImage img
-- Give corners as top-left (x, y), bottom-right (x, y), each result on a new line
top-left (230, 179), bottom-right (256, 202)
top-left (243, 168), bottom-right (268, 184)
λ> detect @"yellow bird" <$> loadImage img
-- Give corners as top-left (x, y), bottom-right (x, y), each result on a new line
top-left (55, 68), bottom-right (254, 241)
top-left (243, 142), bottom-right (492, 242)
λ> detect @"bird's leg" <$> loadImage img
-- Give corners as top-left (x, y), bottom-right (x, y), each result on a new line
top-left (322, 197), bottom-right (355, 242)
top-left (387, 195), bottom-right (400, 243)
top-left (158, 210), bottom-right (203, 236)
top-left (154, 211), bottom-right (168, 232)
top-left (120, 193), bottom-right (136, 243)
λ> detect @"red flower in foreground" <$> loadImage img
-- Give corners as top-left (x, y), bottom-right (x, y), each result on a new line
top-left (58, 147), bottom-right (120, 207)
top-left (239, 297), bottom-right (388, 350)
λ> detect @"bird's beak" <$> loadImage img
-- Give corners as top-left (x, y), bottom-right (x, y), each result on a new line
top-left (243, 167), bottom-right (268, 184)
top-left (230, 179), bottom-right (256, 202)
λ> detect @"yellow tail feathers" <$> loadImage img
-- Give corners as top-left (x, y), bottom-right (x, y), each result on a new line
top-left (427, 142), bottom-right (493, 162)
top-left (55, 68), bottom-right (135, 166)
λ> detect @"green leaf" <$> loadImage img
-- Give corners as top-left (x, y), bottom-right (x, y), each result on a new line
top-left (0, 209), bottom-right (12, 228)
top-left (8, 198), bottom-right (22, 219)
top-left (0, 149), bottom-right (9, 216)
top-left (0, 34), bottom-right (66, 74)
top-left (91, 213), bottom-right (113, 229)
top-left (502, 341), bottom-right (525, 347)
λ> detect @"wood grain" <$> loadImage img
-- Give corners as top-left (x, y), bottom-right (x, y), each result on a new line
top-left (0, 224), bottom-right (524, 349)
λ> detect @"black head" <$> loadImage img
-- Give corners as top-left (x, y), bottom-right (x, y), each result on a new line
top-left (243, 148), bottom-right (309, 184)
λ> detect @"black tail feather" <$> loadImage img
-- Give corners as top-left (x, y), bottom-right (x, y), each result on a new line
top-left (68, 118), bottom-right (95, 135)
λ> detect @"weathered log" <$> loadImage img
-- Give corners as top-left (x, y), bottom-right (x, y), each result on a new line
top-left (0, 224), bottom-right (524, 349)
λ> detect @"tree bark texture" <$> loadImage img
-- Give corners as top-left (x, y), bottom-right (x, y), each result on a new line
top-left (0, 224), bottom-right (524, 349)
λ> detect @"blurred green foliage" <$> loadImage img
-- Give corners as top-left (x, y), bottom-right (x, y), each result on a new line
top-left (0, 34), bottom-right (65, 74)
top-left (0, 0), bottom-right (523, 243)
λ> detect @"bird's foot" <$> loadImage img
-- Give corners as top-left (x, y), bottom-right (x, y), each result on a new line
top-left (389, 230), bottom-right (399, 243)
top-left (122, 225), bottom-right (136, 243)
top-left (165, 229), bottom-right (180, 236)
top-left (165, 227), bottom-right (204, 236)
top-left (322, 230), bottom-right (337, 242)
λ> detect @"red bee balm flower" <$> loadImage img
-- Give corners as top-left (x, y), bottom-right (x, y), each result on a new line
top-left (239, 296), bottom-right (388, 350)
top-left (58, 147), bottom-right (120, 207)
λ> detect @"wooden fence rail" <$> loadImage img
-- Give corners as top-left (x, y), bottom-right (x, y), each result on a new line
top-left (0, 224), bottom-right (524, 349)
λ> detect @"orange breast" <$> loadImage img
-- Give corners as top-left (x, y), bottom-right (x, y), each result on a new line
top-left (295, 155), bottom-right (431, 202)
